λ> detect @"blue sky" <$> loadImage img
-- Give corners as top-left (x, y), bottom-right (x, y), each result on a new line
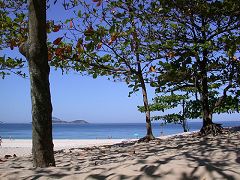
top-left (0, 2), bottom-right (148, 123)
top-left (0, 1), bottom-right (239, 123)
top-left (1, 51), bottom-right (239, 123)
top-left (0, 65), bottom-right (148, 123)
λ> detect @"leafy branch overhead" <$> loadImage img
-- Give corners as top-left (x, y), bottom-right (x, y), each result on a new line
top-left (49, 0), bottom-right (166, 140)
top-left (48, 0), bottom-right (240, 134)
top-left (146, 0), bottom-right (239, 126)
top-left (0, 0), bottom-right (27, 78)
top-left (1, 0), bottom-right (240, 137)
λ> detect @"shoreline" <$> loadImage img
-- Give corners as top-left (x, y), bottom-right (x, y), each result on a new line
top-left (0, 131), bottom-right (197, 158)
top-left (0, 129), bottom-right (236, 158)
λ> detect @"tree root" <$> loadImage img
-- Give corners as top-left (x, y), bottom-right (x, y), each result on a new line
top-left (138, 134), bottom-right (155, 143)
top-left (200, 123), bottom-right (223, 136)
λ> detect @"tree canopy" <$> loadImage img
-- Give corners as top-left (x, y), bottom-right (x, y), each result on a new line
top-left (1, 0), bottom-right (240, 138)
top-left (49, 0), bottom-right (240, 136)
top-left (146, 0), bottom-right (240, 135)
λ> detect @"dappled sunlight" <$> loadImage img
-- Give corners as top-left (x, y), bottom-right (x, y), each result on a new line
top-left (0, 129), bottom-right (240, 179)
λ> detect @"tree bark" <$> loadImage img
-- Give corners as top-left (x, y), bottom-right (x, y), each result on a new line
top-left (28, 0), bottom-right (55, 167)
top-left (200, 59), bottom-right (212, 127)
top-left (127, 2), bottom-right (155, 142)
top-left (138, 73), bottom-right (155, 142)
top-left (182, 99), bottom-right (188, 132)
top-left (182, 120), bottom-right (188, 132)
top-left (199, 51), bottom-right (222, 135)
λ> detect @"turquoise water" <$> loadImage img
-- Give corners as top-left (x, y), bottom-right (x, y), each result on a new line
top-left (0, 121), bottom-right (240, 139)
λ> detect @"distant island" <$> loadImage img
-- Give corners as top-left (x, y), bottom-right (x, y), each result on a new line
top-left (52, 117), bottom-right (89, 124)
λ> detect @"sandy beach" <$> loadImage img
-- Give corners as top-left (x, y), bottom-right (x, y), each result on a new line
top-left (0, 130), bottom-right (240, 179)
top-left (0, 139), bottom-right (128, 157)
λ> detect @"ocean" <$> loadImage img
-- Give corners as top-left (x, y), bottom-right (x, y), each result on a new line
top-left (0, 121), bottom-right (240, 139)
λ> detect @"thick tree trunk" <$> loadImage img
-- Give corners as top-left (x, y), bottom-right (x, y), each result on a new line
top-left (138, 74), bottom-right (155, 142)
top-left (200, 73), bottom-right (212, 128)
top-left (199, 51), bottom-right (222, 136)
top-left (28, 0), bottom-right (55, 167)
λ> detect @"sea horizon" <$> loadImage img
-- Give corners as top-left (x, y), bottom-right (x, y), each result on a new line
top-left (1, 120), bottom-right (240, 140)
top-left (0, 119), bottom-right (231, 124)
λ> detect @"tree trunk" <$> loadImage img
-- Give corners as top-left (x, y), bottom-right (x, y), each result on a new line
top-left (200, 70), bottom-right (212, 127)
top-left (199, 51), bottom-right (222, 136)
top-left (127, 2), bottom-right (154, 141)
top-left (28, 0), bottom-right (55, 167)
top-left (138, 73), bottom-right (155, 142)
top-left (182, 99), bottom-right (188, 132)
top-left (182, 120), bottom-right (188, 132)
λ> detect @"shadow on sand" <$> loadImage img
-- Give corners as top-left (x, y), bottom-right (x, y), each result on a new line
top-left (0, 129), bottom-right (240, 179)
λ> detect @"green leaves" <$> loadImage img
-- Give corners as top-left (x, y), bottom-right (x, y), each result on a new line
top-left (135, 0), bottom-right (240, 125)
top-left (77, 10), bottom-right (82, 18)
top-left (92, 73), bottom-right (97, 79)
top-left (0, 56), bottom-right (25, 79)
top-left (0, 0), bottom-right (27, 78)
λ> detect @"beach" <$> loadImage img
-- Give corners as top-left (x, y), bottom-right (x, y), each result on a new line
top-left (0, 130), bottom-right (240, 179)
top-left (0, 139), bottom-right (128, 157)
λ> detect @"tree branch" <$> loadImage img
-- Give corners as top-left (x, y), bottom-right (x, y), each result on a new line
top-left (19, 42), bottom-right (29, 59)
top-left (211, 60), bottom-right (235, 111)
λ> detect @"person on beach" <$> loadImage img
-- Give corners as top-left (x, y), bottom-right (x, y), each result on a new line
top-left (0, 136), bottom-right (2, 147)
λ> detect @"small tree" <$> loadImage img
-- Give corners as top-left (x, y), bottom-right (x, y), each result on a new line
top-left (139, 93), bottom-right (189, 132)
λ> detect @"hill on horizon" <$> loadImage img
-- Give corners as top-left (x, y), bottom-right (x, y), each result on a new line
top-left (52, 117), bottom-right (89, 124)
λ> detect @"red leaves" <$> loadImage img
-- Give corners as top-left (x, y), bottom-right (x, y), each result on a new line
top-left (149, 66), bottom-right (156, 72)
top-left (76, 38), bottom-right (84, 53)
top-left (53, 25), bottom-right (61, 32)
top-left (69, 20), bottom-right (73, 28)
top-left (166, 51), bottom-right (175, 58)
top-left (84, 25), bottom-right (94, 36)
top-left (93, 0), bottom-right (102, 6)
top-left (54, 48), bottom-right (65, 60)
top-left (96, 0), bottom-right (102, 7)
top-left (108, 34), bottom-right (117, 45)
top-left (9, 40), bottom-right (17, 50)
top-left (97, 42), bottom-right (102, 49)
top-left (48, 52), bottom-right (53, 61)
top-left (48, 38), bottom-right (73, 61)
top-left (55, 48), bottom-right (64, 56)
top-left (53, 37), bottom-right (63, 45)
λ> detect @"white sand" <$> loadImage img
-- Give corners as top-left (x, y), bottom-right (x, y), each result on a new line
top-left (0, 132), bottom-right (194, 157)
top-left (0, 139), bottom-right (132, 157)
top-left (0, 131), bottom-right (239, 179)
top-left (0, 132), bottom-right (197, 157)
